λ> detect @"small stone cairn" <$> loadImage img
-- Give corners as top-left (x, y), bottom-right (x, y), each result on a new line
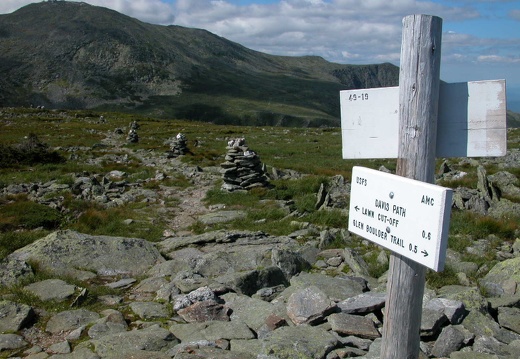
top-left (126, 129), bottom-right (138, 143)
top-left (126, 120), bottom-right (140, 143)
top-left (166, 133), bottom-right (189, 158)
top-left (220, 138), bottom-right (270, 191)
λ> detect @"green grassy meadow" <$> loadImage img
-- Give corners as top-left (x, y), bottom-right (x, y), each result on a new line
top-left (1, 107), bottom-right (519, 288)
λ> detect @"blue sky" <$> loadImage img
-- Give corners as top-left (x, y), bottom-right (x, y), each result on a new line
top-left (2, 0), bottom-right (520, 110)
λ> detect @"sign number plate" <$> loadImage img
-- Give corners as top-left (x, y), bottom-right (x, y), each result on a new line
top-left (348, 167), bottom-right (453, 271)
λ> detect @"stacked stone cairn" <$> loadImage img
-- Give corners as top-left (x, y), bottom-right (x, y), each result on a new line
top-left (166, 133), bottom-right (189, 158)
top-left (220, 138), bottom-right (270, 191)
top-left (126, 120), bottom-right (140, 143)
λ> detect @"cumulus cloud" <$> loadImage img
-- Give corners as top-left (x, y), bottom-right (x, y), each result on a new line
top-left (0, 0), bottom-right (33, 14)
top-left (80, 0), bottom-right (176, 24)
top-left (477, 55), bottom-right (520, 63)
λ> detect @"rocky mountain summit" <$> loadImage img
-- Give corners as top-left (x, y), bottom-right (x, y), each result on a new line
top-left (1, 122), bottom-right (520, 358)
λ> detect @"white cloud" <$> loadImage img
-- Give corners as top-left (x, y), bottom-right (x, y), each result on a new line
top-left (0, 0), bottom-right (33, 14)
top-left (82, 0), bottom-right (175, 24)
top-left (477, 55), bottom-right (520, 63)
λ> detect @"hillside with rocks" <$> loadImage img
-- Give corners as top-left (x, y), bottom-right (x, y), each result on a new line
top-left (0, 109), bottom-right (520, 358)
top-left (0, 1), bottom-right (399, 127)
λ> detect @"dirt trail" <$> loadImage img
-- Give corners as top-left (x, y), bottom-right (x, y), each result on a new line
top-left (166, 184), bottom-right (214, 234)
top-left (100, 129), bottom-right (219, 235)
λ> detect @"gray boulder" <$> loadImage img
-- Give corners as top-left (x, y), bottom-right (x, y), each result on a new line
top-left (9, 230), bottom-right (165, 280)
top-left (235, 325), bottom-right (338, 359)
top-left (215, 266), bottom-right (288, 296)
top-left (286, 286), bottom-right (337, 325)
top-left (129, 302), bottom-right (170, 320)
top-left (420, 307), bottom-right (448, 338)
top-left (328, 313), bottom-right (380, 339)
top-left (169, 320), bottom-right (255, 342)
top-left (337, 292), bottom-right (386, 314)
top-left (0, 257), bottom-right (34, 287)
top-left (288, 272), bottom-right (366, 302)
top-left (221, 292), bottom-right (287, 332)
top-left (46, 309), bottom-right (100, 334)
top-left (479, 257), bottom-right (520, 297)
top-left (0, 300), bottom-right (35, 332)
top-left (488, 171), bottom-right (520, 199)
top-left (0, 333), bottom-right (27, 351)
top-left (437, 285), bottom-right (489, 313)
top-left (430, 325), bottom-right (466, 358)
top-left (24, 279), bottom-right (76, 302)
top-left (498, 307), bottom-right (520, 334)
top-left (90, 324), bottom-right (179, 358)
top-left (424, 297), bottom-right (466, 324)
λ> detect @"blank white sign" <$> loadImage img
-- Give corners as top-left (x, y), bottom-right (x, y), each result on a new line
top-left (341, 79), bottom-right (506, 159)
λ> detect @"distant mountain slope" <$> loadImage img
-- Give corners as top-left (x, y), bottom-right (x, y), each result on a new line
top-left (0, 1), bottom-right (399, 126)
top-left (507, 111), bottom-right (520, 128)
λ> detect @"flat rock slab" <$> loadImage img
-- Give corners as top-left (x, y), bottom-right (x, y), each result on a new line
top-left (337, 292), bottom-right (386, 314)
top-left (0, 333), bottom-right (27, 351)
top-left (198, 211), bottom-right (247, 225)
top-left (174, 346), bottom-right (256, 359)
top-left (24, 279), bottom-right (76, 302)
top-left (177, 300), bottom-right (231, 323)
top-left (289, 272), bottom-right (366, 302)
top-left (105, 278), bottom-right (136, 289)
top-left (129, 301), bottom-right (170, 320)
top-left (90, 324), bottom-right (179, 358)
top-left (0, 300), bottom-right (35, 332)
top-left (46, 309), bottom-right (100, 334)
top-left (233, 325), bottom-right (338, 359)
top-left (9, 230), bottom-right (164, 279)
top-left (169, 320), bottom-right (255, 342)
top-left (328, 312), bottom-right (381, 339)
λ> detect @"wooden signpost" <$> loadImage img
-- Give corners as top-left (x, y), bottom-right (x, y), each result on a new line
top-left (341, 14), bottom-right (506, 359)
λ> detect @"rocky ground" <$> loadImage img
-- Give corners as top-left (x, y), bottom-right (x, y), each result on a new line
top-left (1, 128), bottom-right (520, 359)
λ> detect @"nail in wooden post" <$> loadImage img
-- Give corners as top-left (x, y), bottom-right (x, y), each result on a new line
top-left (380, 14), bottom-right (442, 359)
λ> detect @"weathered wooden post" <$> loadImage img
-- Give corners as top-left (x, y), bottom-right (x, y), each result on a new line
top-left (341, 12), bottom-right (506, 359)
top-left (381, 15), bottom-right (442, 359)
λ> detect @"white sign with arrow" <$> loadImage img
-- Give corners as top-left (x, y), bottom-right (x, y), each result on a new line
top-left (348, 166), bottom-right (453, 271)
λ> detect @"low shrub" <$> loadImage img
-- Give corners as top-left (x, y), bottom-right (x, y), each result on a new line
top-left (426, 265), bottom-right (459, 289)
top-left (0, 230), bottom-right (49, 260)
top-left (0, 133), bottom-right (65, 168)
top-left (0, 196), bottom-right (62, 231)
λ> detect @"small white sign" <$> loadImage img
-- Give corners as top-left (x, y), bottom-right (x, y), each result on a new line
top-left (341, 79), bottom-right (506, 159)
top-left (348, 166), bottom-right (453, 271)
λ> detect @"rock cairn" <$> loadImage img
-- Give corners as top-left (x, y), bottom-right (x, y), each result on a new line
top-left (126, 129), bottom-right (138, 143)
top-left (220, 138), bottom-right (269, 191)
top-left (126, 121), bottom-right (140, 143)
top-left (166, 133), bottom-right (189, 158)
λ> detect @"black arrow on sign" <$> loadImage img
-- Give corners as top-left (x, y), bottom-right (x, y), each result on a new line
top-left (354, 206), bottom-right (360, 211)
top-left (421, 250), bottom-right (428, 257)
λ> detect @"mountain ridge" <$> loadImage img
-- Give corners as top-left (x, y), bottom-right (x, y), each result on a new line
top-left (0, 1), bottom-right (400, 126)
